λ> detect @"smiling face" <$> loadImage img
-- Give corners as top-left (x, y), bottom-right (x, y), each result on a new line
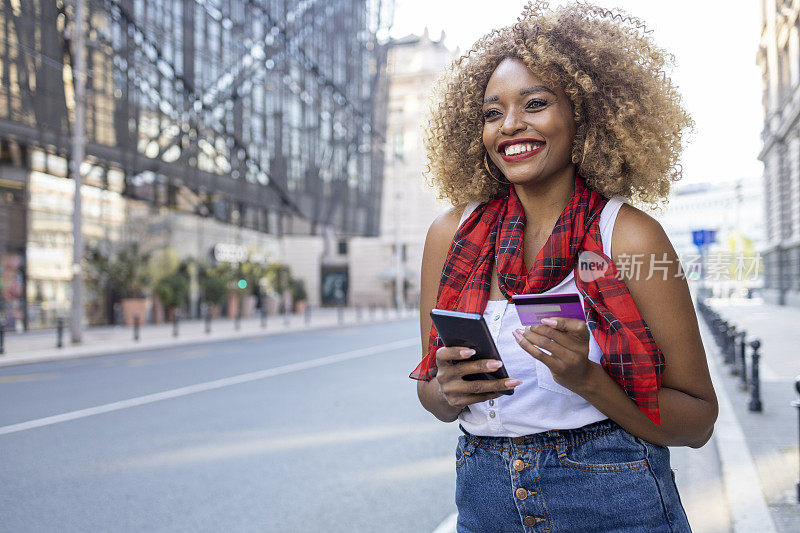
top-left (482, 58), bottom-right (577, 187)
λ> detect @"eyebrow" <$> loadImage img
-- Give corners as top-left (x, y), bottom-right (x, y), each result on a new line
top-left (483, 85), bottom-right (556, 104)
top-left (520, 85), bottom-right (556, 96)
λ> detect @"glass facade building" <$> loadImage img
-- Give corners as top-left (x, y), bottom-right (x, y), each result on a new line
top-left (0, 0), bottom-right (388, 328)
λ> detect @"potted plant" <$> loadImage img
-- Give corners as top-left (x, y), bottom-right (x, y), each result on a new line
top-left (154, 270), bottom-right (189, 322)
top-left (266, 262), bottom-right (292, 314)
top-left (237, 260), bottom-right (267, 318)
top-left (109, 244), bottom-right (151, 326)
top-left (200, 270), bottom-right (229, 319)
top-left (290, 277), bottom-right (308, 314)
top-left (147, 248), bottom-right (181, 323)
top-left (84, 245), bottom-right (112, 325)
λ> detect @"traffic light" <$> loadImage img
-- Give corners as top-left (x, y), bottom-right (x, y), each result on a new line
top-left (237, 279), bottom-right (247, 290)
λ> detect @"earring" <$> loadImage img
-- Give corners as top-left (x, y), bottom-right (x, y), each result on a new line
top-left (483, 152), bottom-right (509, 184)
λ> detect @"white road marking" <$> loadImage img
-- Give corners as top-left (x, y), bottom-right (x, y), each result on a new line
top-left (432, 512), bottom-right (458, 533)
top-left (0, 338), bottom-right (417, 436)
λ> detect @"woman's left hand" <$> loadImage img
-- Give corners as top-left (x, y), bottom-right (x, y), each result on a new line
top-left (513, 317), bottom-right (594, 394)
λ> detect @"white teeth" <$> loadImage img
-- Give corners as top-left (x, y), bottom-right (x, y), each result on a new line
top-left (505, 143), bottom-right (531, 155)
top-left (504, 142), bottom-right (543, 155)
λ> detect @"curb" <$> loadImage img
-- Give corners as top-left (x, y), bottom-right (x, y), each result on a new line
top-left (0, 313), bottom-right (418, 368)
top-left (701, 319), bottom-right (778, 533)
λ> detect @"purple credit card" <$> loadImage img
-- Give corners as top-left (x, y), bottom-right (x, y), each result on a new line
top-left (511, 293), bottom-right (587, 327)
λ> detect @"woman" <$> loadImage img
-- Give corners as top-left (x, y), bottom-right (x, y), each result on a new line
top-left (410, 2), bottom-right (718, 532)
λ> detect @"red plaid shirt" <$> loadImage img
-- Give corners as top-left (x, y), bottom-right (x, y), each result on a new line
top-left (411, 174), bottom-right (665, 425)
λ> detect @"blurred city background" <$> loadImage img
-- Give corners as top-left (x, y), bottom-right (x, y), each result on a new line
top-left (0, 0), bottom-right (798, 532)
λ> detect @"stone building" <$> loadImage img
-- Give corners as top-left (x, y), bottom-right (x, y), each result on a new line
top-left (348, 30), bottom-right (457, 308)
top-left (758, 0), bottom-right (800, 305)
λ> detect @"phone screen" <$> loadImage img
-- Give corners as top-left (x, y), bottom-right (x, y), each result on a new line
top-left (430, 308), bottom-right (513, 395)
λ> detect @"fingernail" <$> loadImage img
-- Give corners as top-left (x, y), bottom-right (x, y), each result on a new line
top-left (541, 318), bottom-right (558, 327)
top-left (487, 360), bottom-right (502, 370)
top-left (460, 349), bottom-right (476, 357)
top-left (505, 379), bottom-right (522, 387)
top-left (514, 328), bottom-right (526, 337)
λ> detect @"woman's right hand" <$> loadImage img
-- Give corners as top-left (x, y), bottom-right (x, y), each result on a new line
top-left (435, 346), bottom-right (522, 409)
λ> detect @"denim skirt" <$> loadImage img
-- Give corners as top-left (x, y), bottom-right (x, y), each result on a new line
top-left (455, 419), bottom-right (691, 532)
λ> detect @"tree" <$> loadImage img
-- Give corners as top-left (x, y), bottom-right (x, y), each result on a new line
top-left (154, 270), bottom-right (189, 313)
top-left (108, 243), bottom-right (151, 299)
top-left (265, 262), bottom-right (291, 293)
top-left (200, 263), bottom-right (235, 306)
top-left (201, 272), bottom-right (229, 307)
top-left (148, 248), bottom-right (181, 288)
top-left (289, 277), bottom-right (307, 304)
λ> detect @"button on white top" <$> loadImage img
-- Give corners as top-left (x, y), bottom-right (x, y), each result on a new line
top-left (493, 314), bottom-right (501, 321)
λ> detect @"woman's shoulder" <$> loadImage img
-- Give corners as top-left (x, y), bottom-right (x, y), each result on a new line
top-left (425, 204), bottom-right (467, 252)
top-left (611, 203), bottom-right (673, 264)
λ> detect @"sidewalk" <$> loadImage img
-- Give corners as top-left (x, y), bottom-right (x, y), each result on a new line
top-left (701, 297), bottom-right (800, 533)
top-left (0, 306), bottom-right (418, 368)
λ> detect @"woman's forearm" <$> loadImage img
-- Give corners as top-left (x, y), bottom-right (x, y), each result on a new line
top-left (418, 376), bottom-right (463, 423)
top-left (576, 362), bottom-right (717, 448)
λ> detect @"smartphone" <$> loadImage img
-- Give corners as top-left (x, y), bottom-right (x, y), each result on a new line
top-left (511, 292), bottom-right (587, 327)
top-left (430, 308), bottom-right (513, 395)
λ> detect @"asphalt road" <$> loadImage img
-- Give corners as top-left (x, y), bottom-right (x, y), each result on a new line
top-left (0, 319), bottom-right (460, 532)
top-left (0, 317), bottom-right (730, 533)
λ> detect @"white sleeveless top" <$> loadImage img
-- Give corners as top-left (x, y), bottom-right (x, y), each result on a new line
top-left (457, 195), bottom-right (627, 436)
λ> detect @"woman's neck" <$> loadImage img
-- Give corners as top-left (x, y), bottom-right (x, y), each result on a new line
top-left (512, 166), bottom-right (576, 231)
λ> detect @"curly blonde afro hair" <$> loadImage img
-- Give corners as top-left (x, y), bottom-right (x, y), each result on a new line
top-left (423, 1), bottom-right (693, 207)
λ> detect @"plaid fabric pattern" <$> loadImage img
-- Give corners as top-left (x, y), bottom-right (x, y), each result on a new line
top-left (410, 173), bottom-right (665, 425)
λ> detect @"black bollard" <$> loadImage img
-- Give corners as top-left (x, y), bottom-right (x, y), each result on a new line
top-left (133, 314), bottom-right (140, 342)
top-left (172, 310), bottom-right (179, 338)
top-left (748, 339), bottom-right (763, 412)
top-left (56, 316), bottom-right (64, 348)
top-left (356, 304), bottom-right (363, 322)
top-left (204, 307), bottom-right (212, 334)
top-left (793, 375), bottom-right (800, 503)
top-left (261, 307), bottom-right (267, 329)
top-left (337, 305), bottom-right (344, 324)
top-left (0, 318), bottom-right (5, 355)
top-left (715, 320), bottom-right (727, 350)
top-left (725, 324), bottom-right (737, 367)
top-left (304, 304), bottom-right (311, 325)
top-left (738, 330), bottom-right (748, 391)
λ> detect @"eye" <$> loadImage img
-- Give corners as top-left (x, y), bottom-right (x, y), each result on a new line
top-left (483, 109), bottom-right (501, 120)
top-left (526, 98), bottom-right (547, 110)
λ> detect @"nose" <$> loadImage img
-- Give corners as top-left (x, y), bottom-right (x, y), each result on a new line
top-left (500, 107), bottom-right (525, 136)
